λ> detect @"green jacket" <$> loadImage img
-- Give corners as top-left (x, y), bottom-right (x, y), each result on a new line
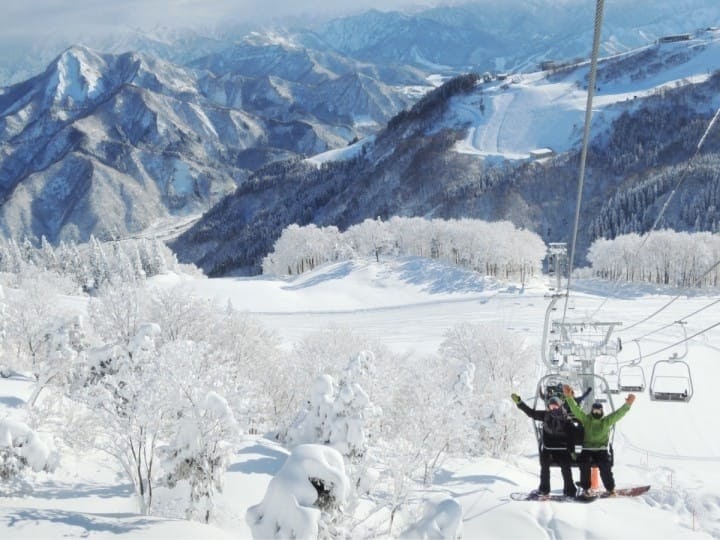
top-left (566, 395), bottom-right (631, 449)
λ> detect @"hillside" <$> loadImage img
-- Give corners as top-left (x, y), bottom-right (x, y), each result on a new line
top-left (172, 30), bottom-right (720, 276)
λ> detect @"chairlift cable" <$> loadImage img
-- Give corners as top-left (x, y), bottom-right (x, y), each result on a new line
top-left (618, 256), bottom-right (720, 334)
top-left (631, 297), bottom-right (720, 341)
top-left (562, 0), bottom-right (605, 324)
top-left (623, 321), bottom-right (720, 362)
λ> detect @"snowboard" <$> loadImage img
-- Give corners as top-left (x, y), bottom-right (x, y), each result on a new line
top-left (510, 491), bottom-right (596, 503)
top-left (583, 485), bottom-right (651, 499)
top-left (510, 485), bottom-right (649, 503)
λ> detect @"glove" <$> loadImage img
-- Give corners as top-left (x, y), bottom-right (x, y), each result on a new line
top-left (570, 452), bottom-right (577, 461)
top-left (626, 393), bottom-right (636, 405)
top-left (562, 384), bottom-right (572, 397)
top-left (511, 393), bottom-right (521, 404)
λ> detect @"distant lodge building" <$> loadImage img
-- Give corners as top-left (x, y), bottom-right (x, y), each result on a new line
top-left (657, 33), bottom-right (692, 44)
top-left (538, 58), bottom-right (584, 72)
top-left (529, 148), bottom-right (554, 160)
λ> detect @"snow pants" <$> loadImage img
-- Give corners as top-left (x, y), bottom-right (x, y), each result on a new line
top-left (578, 449), bottom-right (615, 491)
top-left (539, 449), bottom-right (576, 496)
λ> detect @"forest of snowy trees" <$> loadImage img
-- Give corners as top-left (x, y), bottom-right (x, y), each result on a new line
top-left (587, 229), bottom-right (720, 287)
top-left (261, 217), bottom-right (548, 286)
top-left (0, 230), bottom-right (535, 534)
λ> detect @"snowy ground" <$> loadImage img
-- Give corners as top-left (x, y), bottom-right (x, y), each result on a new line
top-left (2, 257), bottom-right (719, 538)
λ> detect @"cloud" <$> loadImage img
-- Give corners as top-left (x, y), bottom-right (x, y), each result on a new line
top-left (1, 0), bottom-right (434, 41)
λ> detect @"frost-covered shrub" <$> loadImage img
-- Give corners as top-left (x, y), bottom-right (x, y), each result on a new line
top-left (439, 322), bottom-right (535, 457)
top-left (246, 444), bottom-right (349, 539)
top-left (0, 418), bottom-right (58, 483)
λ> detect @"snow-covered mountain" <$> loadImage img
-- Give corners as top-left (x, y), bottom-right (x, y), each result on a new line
top-left (0, 46), bottom-right (270, 243)
top-left (0, 40), bottom-right (422, 243)
top-left (2, 1), bottom-right (720, 247)
top-left (3, 1), bottom-right (720, 86)
top-left (299, 0), bottom-right (720, 74)
top-left (191, 34), bottom-right (425, 128)
top-left (172, 29), bottom-right (720, 276)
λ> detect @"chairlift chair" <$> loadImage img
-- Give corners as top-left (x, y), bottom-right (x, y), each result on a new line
top-left (529, 372), bottom-right (617, 467)
top-left (618, 364), bottom-right (646, 392)
top-left (618, 339), bottom-right (646, 392)
top-left (649, 355), bottom-right (693, 402)
top-left (594, 354), bottom-right (620, 394)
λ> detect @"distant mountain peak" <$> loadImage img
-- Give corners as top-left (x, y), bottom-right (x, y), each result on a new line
top-left (45, 46), bottom-right (109, 108)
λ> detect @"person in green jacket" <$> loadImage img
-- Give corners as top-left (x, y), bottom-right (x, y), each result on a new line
top-left (562, 384), bottom-right (636, 495)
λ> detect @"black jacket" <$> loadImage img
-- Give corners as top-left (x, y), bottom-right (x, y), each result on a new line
top-left (516, 401), bottom-right (574, 449)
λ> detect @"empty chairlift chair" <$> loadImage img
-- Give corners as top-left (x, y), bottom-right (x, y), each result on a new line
top-left (649, 354), bottom-right (693, 402)
top-left (594, 354), bottom-right (620, 394)
top-left (618, 340), bottom-right (646, 392)
top-left (618, 364), bottom-right (646, 392)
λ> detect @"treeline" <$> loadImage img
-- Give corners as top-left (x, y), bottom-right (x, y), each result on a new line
top-left (0, 235), bottom-right (186, 293)
top-left (386, 73), bottom-right (479, 135)
top-left (262, 216), bottom-right (547, 285)
top-left (587, 229), bottom-right (720, 287)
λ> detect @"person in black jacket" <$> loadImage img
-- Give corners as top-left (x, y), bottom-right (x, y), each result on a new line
top-left (511, 393), bottom-right (577, 497)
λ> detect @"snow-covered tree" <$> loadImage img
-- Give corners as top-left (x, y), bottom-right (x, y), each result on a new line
top-left (287, 352), bottom-right (376, 463)
top-left (262, 217), bottom-right (547, 282)
top-left (27, 316), bottom-right (87, 407)
top-left (69, 323), bottom-right (169, 514)
top-left (346, 218), bottom-right (395, 262)
top-left (161, 390), bottom-right (239, 523)
top-left (89, 281), bottom-right (148, 346)
top-left (3, 278), bottom-right (71, 377)
top-left (261, 223), bottom-right (346, 276)
top-left (439, 322), bottom-right (535, 457)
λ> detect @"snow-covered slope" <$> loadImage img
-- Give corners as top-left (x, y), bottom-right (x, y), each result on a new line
top-left (1, 257), bottom-right (719, 538)
top-left (449, 28), bottom-right (720, 160)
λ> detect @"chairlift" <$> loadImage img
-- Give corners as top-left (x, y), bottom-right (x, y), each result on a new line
top-left (618, 364), bottom-right (646, 392)
top-left (528, 372), bottom-right (617, 467)
top-left (649, 354), bottom-right (693, 402)
top-left (594, 354), bottom-right (620, 394)
top-left (618, 340), bottom-right (646, 392)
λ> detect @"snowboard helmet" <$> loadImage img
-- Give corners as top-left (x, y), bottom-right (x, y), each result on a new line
top-left (548, 396), bottom-right (562, 408)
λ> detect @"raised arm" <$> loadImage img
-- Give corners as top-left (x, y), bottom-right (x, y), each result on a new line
top-left (562, 384), bottom-right (589, 423)
top-left (605, 393), bottom-right (635, 425)
top-left (511, 393), bottom-right (544, 421)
